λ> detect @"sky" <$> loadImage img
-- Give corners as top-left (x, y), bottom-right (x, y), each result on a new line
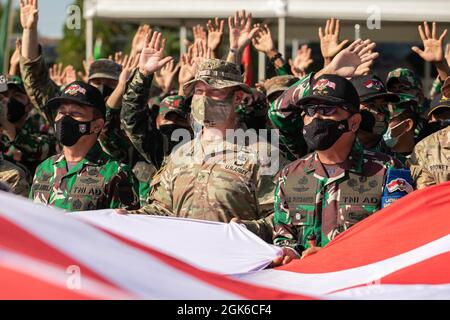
top-left (3, 0), bottom-right (74, 38)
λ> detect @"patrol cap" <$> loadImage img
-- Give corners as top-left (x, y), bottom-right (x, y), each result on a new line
top-left (386, 68), bottom-right (423, 92)
top-left (428, 93), bottom-right (450, 118)
top-left (158, 95), bottom-right (189, 120)
top-left (388, 93), bottom-right (419, 120)
top-left (47, 81), bottom-right (106, 117)
top-left (0, 75), bottom-right (26, 94)
top-left (183, 58), bottom-right (251, 96)
top-left (351, 74), bottom-right (399, 103)
top-left (88, 59), bottom-right (122, 82)
top-left (264, 75), bottom-right (298, 100)
top-left (297, 74), bottom-right (360, 113)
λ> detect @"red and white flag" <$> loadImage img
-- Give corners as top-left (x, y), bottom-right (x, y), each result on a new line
top-left (0, 181), bottom-right (449, 300)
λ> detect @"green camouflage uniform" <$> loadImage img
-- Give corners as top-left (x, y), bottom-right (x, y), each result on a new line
top-left (0, 152), bottom-right (30, 197)
top-left (268, 73), bottom-right (311, 160)
top-left (121, 69), bottom-right (165, 168)
top-left (386, 68), bottom-right (429, 115)
top-left (30, 142), bottom-right (139, 211)
top-left (409, 125), bottom-right (450, 189)
top-left (273, 140), bottom-right (403, 254)
top-left (1, 109), bottom-right (56, 176)
top-left (386, 93), bottom-right (420, 165)
top-left (19, 52), bottom-right (59, 125)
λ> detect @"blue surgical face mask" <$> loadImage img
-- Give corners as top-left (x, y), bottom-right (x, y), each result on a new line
top-left (383, 120), bottom-right (407, 148)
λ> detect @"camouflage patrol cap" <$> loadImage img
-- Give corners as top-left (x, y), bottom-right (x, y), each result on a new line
top-left (158, 95), bottom-right (189, 120)
top-left (1, 75), bottom-right (26, 94)
top-left (88, 59), bottom-right (122, 82)
top-left (183, 58), bottom-right (251, 96)
top-left (264, 75), bottom-right (298, 100)
top-left (388, 93), bottom-right (419, 120)
top-left (386, 68), bottom-right (422, 92)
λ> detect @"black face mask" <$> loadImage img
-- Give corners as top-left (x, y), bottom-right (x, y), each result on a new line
top-left (55, 115), bottom-right (92, 147)
top-left (359, 110), bottom-right (376, 133)
top-left (97, 84), bottom-right (115, 100)
top-left (7, 97), bottom-right (27, 123)
top-left (303, 118), bottom-right (350, 151)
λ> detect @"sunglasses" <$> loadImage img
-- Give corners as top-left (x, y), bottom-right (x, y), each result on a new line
top-left (303, 104), bottom-right (350, 117)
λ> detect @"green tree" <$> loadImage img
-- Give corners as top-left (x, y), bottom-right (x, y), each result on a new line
top-left (56, 0), bottom-right (180, 72)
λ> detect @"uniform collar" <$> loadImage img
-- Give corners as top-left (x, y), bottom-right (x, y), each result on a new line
top-left (53, 142), bottom-right (106, 167)
top-left (304, 140), bottom-right (365, 179)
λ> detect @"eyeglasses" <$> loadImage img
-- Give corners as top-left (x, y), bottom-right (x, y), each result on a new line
top-left (303, 104), bottom-right (340, 117)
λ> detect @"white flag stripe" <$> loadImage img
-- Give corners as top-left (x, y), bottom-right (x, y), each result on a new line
top-left (0, 193), bottom-right (242, 299)
top-left (327, 284), bottom-right (450, 300)
top-left (233, 234), bottom-right (450, 295)
top-left (72, 210), bottom-right (281, 274)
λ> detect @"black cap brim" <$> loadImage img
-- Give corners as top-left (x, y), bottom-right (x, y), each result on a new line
top-left (47, 96), bottom-right (95, 110)
top-left (297, 95), bottom-right (357, 110)
top-left (360, 92), bottom-right (400, 103)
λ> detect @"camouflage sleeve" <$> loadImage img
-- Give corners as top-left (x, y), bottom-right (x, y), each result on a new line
top-left (0, 161), bottom-right (30, 197)
top-left (128, 160), bottom-right (174, 216)
top-left (19, 51), bottom-right (59, 125)
top-left (268, 73), bottom-right (312, 160)
top-left (99, 105), bottom-right (131, 163)
top-left (12, 128), bottom-right (55, 163)
top-left (429, 76), bottom-right (443, 100)
top-left (409, 143), bottom-right (436, 189)
top-left (106, 163), bottom-right (140, 210)
top-left (272, 171), bottom-right (302, 254)
top-left (121, 69), bottom-right (164, 168)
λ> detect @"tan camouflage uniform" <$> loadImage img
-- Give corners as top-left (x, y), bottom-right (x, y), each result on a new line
top-left (409, 126), bottom-right (450, 189)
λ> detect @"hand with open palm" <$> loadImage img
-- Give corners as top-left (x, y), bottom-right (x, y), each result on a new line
top-left (139, 31), bottom-right (174, 77)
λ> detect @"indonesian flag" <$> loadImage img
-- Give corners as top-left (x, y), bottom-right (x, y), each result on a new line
top-left (0, 181), bottom-right (449, 299)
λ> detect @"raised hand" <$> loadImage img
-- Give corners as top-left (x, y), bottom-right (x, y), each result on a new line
top-left (289, 44), bottom-right (314, 77)
top-left (138, 31), bottom-right (174, 76)
top-left (9, 39), bottom-right (22, 76)
top-left (193, 24), bottom-right (207, 44)
top-left (412, 22), bottom-right (447, 63)
top-left (207, 17), bottom-right (225, 53)
top-left (228, 10), bottom-right (260, 53)
top-left (131, 24), bottom-right (152, 55)
top-left (154, 59), bottom-right (181, 94)
top-left (19, 0), bottom-right (39, 30)
top-left (319, 18), bottom-right (349, 61)
top-left (251, 24), bottom-right (275, 54)
top-left (63, 65), bottom-right (77, 85)
top-left (322, 39), bottom-right (379, 78)
top-left (49, 63), bottom-right (65, 87)
top-left (77, 56), bottom-right (94, 83)
top-left (118, 53), bottom-right (140, 84)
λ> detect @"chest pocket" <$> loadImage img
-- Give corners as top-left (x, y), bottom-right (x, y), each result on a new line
top-left (338, 173), bottom-right (384, 229)
top-left (283, 174), bottom-right (317, 226)
top-left (70, 175), bottom-right (106, 211)
top-left (32, 174), bottom-right (53, 203)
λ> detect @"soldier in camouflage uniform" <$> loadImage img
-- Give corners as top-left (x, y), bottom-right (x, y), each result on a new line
top-left (30, 81), bottom-right (139, 211)
top-left (272, 74), bottom-right (406, 264)
top-left (0, 76), bottom-right (55, 177)
top-left (121, 34), bottom-right (286, 242)
top-left (384, 93), bottom-right (420, 165)
top-left (386, 68), bottom-right (427, 114)
top-left (409, 125), bottom-right (450, 189)
top-left (350, 74), bottom-right (400, 154)
top-left (0, 151), bottom-right (30, 197)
